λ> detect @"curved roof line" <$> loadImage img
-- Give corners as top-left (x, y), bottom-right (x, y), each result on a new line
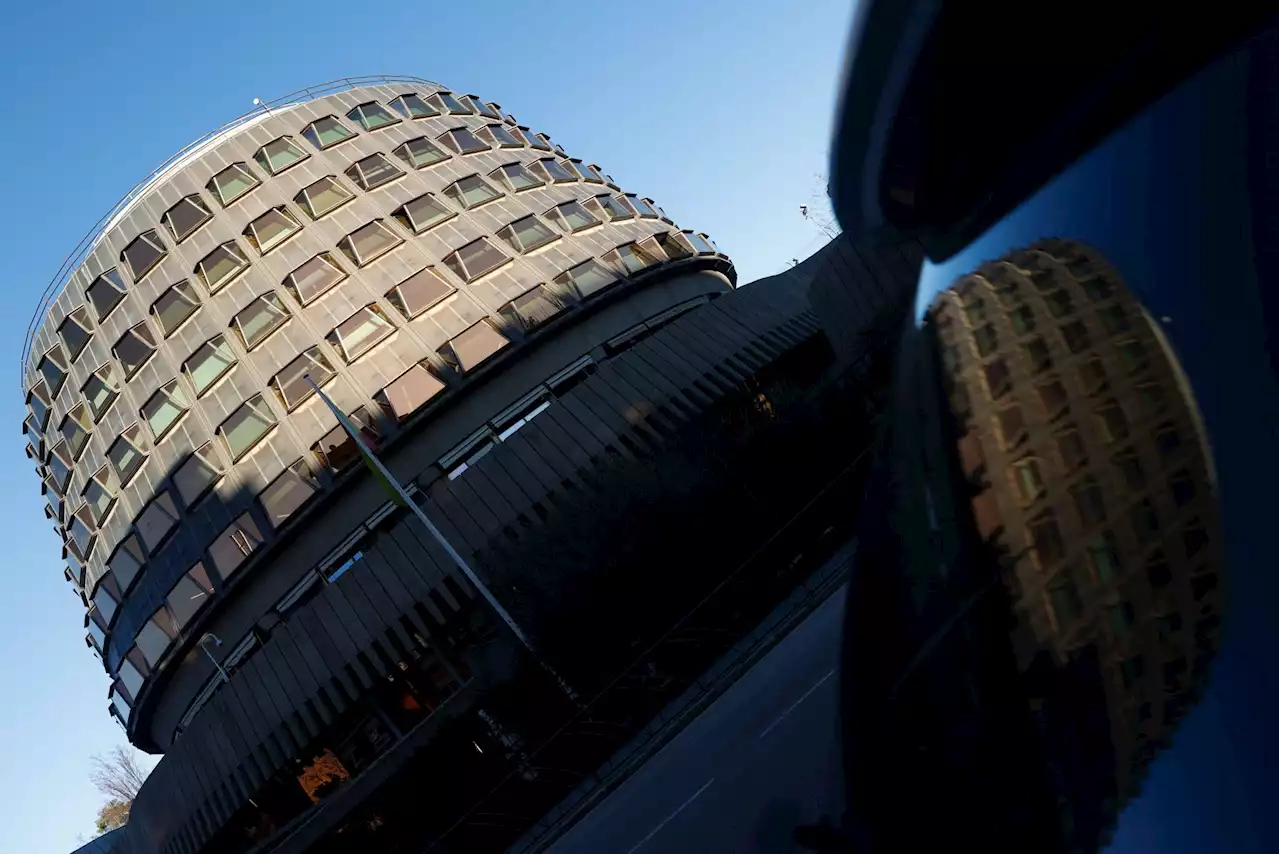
top-left (21, 74), bottom-right (444, 391)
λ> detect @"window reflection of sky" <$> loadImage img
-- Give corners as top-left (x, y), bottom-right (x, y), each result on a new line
top-left (913, 34), bottom-right (1275, 854)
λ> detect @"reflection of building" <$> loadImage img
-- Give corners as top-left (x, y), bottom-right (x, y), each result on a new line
top-left (928, 239), bottom-right (1223, 798)
top-left (22, 75), bottom-right (924, 854)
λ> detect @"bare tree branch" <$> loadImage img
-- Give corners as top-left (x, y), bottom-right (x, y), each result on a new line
top-left (89, 745), bottom-right (149, 805)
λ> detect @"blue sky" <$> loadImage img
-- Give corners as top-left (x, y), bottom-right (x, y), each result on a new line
top-left (0, 0), bottom-right (854, 849)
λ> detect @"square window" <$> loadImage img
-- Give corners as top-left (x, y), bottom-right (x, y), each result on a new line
top-left (1087, 532), bottom-right (1121, 583)
top-left (284, 254), bottom-right (346, 305)
top-left (107, 535), bottom-right (146, 594)
top-left (207, 163), bottom-right (260, 206)
top-left (294, 176), bottom-right (353, 219)
top-left (1028, 512), bottom-right (1064, 566)
top-left (173, 443), bottom-right (223, 508)
top-left (135, 491), bottom-right (179, 553)
top-left (1100, 304), bottom-right (1129, 334)
top-left (195, 242), bottom-right (249, 292)
top-left (113, 322), bottom-right (158, 378)
top-left (430, 91), bottom-right (471, 115)
top-left (61, 405), bottom-right (93, 458)
top-left (328, 305), bottom-right (396, 363)
top-left (87, 269), bottom-right (127, 321)
top-left (208, 512), bottom-right (265, 579)
top-left (1023, 337), bottom-right (1052, 374)
top-left (447, 322), bottom-right (509, 373)
top-left (1078, 357), bottom-right (1107, 393)
top-left (982, 359), bottom-right (1011, 399)
top-left (1011, 457), bottom-right (1044, 504)
top-left (185, 335), bottom-right (237, 395)
top-left (1082, 276), bottom-right (1112, 302)
top-left (394, 136), bottom-right (449, 169)
top-left (393, 193), bottom-right (454, 234)
top-left (498, 215), bottom-right (558, 254)
top-left (151, 281), bottom-right (200, 336)
top-left (626, 195), bottom-right (658, 217)
top-left (271, 347), bottom-right (335, 410)
top-left (255, 136), bottom-right (308, 174)
top-left (135, 609), bottom-right (175, 667)
top-left (347, 101), bottom-right (399, 131)
top-left (443, 237), bottom-right (508, 282)
top-left (166, 562), bottom-right (214, 629)
top-left (1118, 339), bottom-right (1147, 374)
top-left (386, 267), bottom-right (454, 319)
top-left (83, 366), bottom-right (120, 419)
top-left (243, 206), bottom-right (301, 254)
top-left (438, 127), bottom-right (488, 154)
top-left (1037, 380), bottom-right (1068, 418)
top-left (301, 116), bottom-right (356, 150)
top-left (492, 162), bottom-right (543, 192)
top-left (121, 231), bottom-right (167, 281)
top-left (1045, 289), bottom-right (1073, 318)
top-left (548, 200), bottom-right (600, 232)
top-left (1060, 320), bottom-right (1090, 353)
top-left (58, 308), bottom-right (94, 361)
top-left (390, 93), bottom-right (439, 119)
top-left (1112, 447), bottom-right (1145, 490)
top-left (311, 407), bottom-right (379, 471)
top-left (219, 395), bottom-right (276, 460)
top-left (82, 466), bottom-right (119, 526)
top-left (1096, 400), bottom-right (1129, 443)
top-left (162, 195), bottom-right (213, 243)
top-left (442, 174), bottom-right (501, 209)
top-left (554, 259), bottom-right (616, 298)
top-left (465, 96), bottom-right (501, 119)
top-left (107, 425), bottom-right (147, 483)
top-left (484, 123), bottom-right (522, 147)
top-left (141, 380), bottom-right (189, 441)
top-left (346, 153), bottom-right (403, 190)
top-left (1049, 576), bottom-right (1083, 627)
top-left (38, 349), bottom-right (68, 395)
top-left (232, 293), bottom-right (289, 349)
top-left (258, 461), bottom-right (319, 529)
top-left (378, 363), bottom-right (446, 422)
top-left (565, 160), bottom-right (601, 182)
top-left (532, 158), bottom-right (576, 184)
top-left (1071, 476), bottom-right (1106, 526)
top-left (995, 406), bottom-right (1025, 449)
top-left (339, 221), bottom-right (402, 266)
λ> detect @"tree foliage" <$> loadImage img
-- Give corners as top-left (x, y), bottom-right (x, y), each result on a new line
top-left (95, 800), bottom-right (130, 834)
top-left (89, 745), bottom-right (150, 834)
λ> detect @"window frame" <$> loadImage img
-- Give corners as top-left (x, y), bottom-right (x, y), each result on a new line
top-left (134, 490), bottom-right (180, 554)
top-left (86, 269), bottom-right (128, 322)
top-left (385, 267), bottom-right (455, 320)
top-left (195, 241), bottom-right (250, 293)
top-left (270, 347), bottom-right (336, 411)
top-left (58, 308), bottom-right (94, 361)
top-left (140, 380), bottom-right (190, 442)
top-left (392, 192), bottom-right (455, 235)
top-left (442, 236), bottom-right (510, 283)
top-left (389, 92), bottom-right (440, 119)
top-left (327, 304), bottom-right (397, 364)
top-left (218, 395), bottom-right (277, 461)
top-left (345, 152), bottom-right (404, 190)
top-left (283, 253), bottom-right (347, 306)
top-left (107, 425), bottom-right (148, 485)
top-left (490, 162), bottom-right (544, 193)
top-left (231, 292), bottom-right (290, 350)
top-left (545, 199), bottom-right (601, 233)
top-left (242, 205), bottom-right (302, 255)
top-left (120, 230), bottom-right (168, 282)
top-left (82, 364), bottom-right (120, 421)
top-left (254, 135), bottom-right (309, 175)
top-left (300, 115), bottom-right (357, 150)
top-left (393, 136), bottom-right (450, 169)
top-left (294, 175), bottom-right (354, 220)
top-left (258, 460), bottom-right (320, 529)
top-left (206, 162), bottom-right (261, 207)
top-left (497, 214), bottom-right (559, 254)
top-left (442, 173), bottom-right (502, 210)
top-left (161, 195), bottom-right (214, 243)
top-left (112, 320), bottom-right (159, 379)
top-left (347, 101), bottom-right (400, 132)
top-left (173, 442), bottom-right (225, 509)
top-left (184, 334), bottom-right (238, 395)
top-left (151, 281), bottom-right (201, 336)
top-left (437, 126), bottom-right (489, 155)
top-left (338, 220), bottom-right (404, 267)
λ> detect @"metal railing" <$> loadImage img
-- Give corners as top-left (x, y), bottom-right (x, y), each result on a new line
top-left (19, 74), bottom-right (443, 392)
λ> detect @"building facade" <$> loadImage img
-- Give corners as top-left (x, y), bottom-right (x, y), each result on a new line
top-left (24, 77), bottom-right (928, 854)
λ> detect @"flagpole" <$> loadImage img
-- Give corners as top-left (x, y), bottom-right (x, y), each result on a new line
top-left (304, 377), bottom-right (577, 701)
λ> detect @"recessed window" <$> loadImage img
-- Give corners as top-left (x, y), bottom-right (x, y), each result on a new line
top-left (1155, 422), bottom-right (1181, 460)
top-left (565, 160), bottom-right (601, 182)
top-left (442, 174), bottom-right (501, 209)
top-left (195, 242), bottom-right (249, 292)
top-left (491, 162), bottom-right (543, 193)
top-left (107, 425), bottom-right (147, 484)
top-left (86, 268), bottom-right (128, 322)
top-left (345, 153), bottom-right (403, 190)
top-left (82, 365), bottom-right (120, 419)
top-left (1170, 467), bottom-right (1196, 507)
top-left (971, 323), bottom-right (998, 357)
top-left (1023, 337), bottom-right (1052, 374)
top-left (1112, 447), bottom-right (1145, 490)
top-left (347, 101), bottom-right (399, 131)
top-left (1118, 339), bottom-right (1147, 374)
top-left (686, 232), bottom-right (716, 254)
top-left (254, 136), bottom-right (308, 174)
top-left (58, 308), bottom-right (93, 361)
top-left (1130, 497), bottom-right (1160, 540)
top-left (219, 395), bottom-right (276, 460)
top-left (166, 562), bottom-right (214, 629)
top-left (173, 443), bottom-right (224, 507)
top-left (1078, 357), bottom-right (1108, 393)
top-left (294, 176), bottom-right (354, 219)
top-left (505, 284), bottom-right (565, 330)
top-left (1045, 289), bottom-right (1074, 318)
top-left (284, 253), bottom-right (346, 305)
top-left (465, 95), bottom-right (501, 119)
top-left (82, 466), bottom-right (119, 526)
top-left (151, 281), bottom-right (201, 336)
top-left (523, 128), bottom-right (551, 151)
top-left (37, 348), bottom-right (68, 396)
top-left (390, 92), bottom-right (439, 119)
top-left (1070, 476), bottom-right (1107, 527)
top-left (447, 321), bottom-right (510, 373)
top-left (386, 267), bottom-right (455, 319)
top-left (1011, 458), bottom-right (1044, 504)
top-left (1099, 304), bottom-right (1129, 334)
top-left (1010, 303), bottom-right (1036, 335)
top-left (1027, 512), bottom-right (1064, 566)
top-left (378, 362), bottom-right (446, 422)
top-left (1048, 575), bottom-right (1083, 627)
top-left (121, 231), bottom-right (167, 281)
top-left (92, 574), bottom-right (121, 626)
top-left (311, 407), bottom-right (380, 471)
top-left (135, 608), bottom-right (176, 668)
top-left (442, 236), bottom-right (509, 282)
top-left (301, 115), bottom-right (356, 150)
top-left (60, 405), bottom-right (93, 458)
top-left (605, 239), bottom-right (667, 275)
top-left (429, 91), bottom-right (471, 115)
top-left (1096, 400), bottom-right (1129, 443)
top-left (328, 304), bottom-right (396, 363)
top-left (107, 535), bottom-right (146, 594)
top-left (113, 322), bottom-right (158, 378)
top-left (497, 215), bottom-right (558, 254)
top-left (118, 655), bottom-right (146, 701)
top-left (982, 358), bottom-right (1011, 399)
top-left (135, 490), bottom-right (179, 553)
top-left (271, 347), bottom-right (335, 410)
top-left (161, 195), bottom-right (213, 243)
top-left (394, 136), bottom-right (450, 169)
top-left (68, 506), bottom-right (98, 556)
top-left (27, 381), bottom-right (51, 431)
top-left (1037, 380), bottom-right (1068, 417)
top-left (625, 195), bottom-right (658, 218)
top-left (392, 193), bottom-right (454, 234)
top-left (438, 126), bottom-right (488, 154)
top-left (207, 162), bottom-right (260, 206)
top-left (480, 123), bottom-right (522, 148)
top-left (209, 513), bottom-right (265, 579)
top-left (531, 158), bottom-right (576, 184)
top-left (47, 442), bottom-right (73, 492)
top-left (258, 461), bottom-right (319, 529)
top-left (1060, 320), bottom-right (1090, 353)
top-left (1082, 276), bottom-right (1112, 302)
top-left (546, 200), bottom-right (600, 233)
top-left (142, 380), bottom-right (190, 441)
top-left (232, 292), bottom-right (289, 349)
top-left (243, 206), bottom-right (301, 254)
top-left (184, 335), bottom-right (237, 394)
top-left (338, 220), bottom-right (403, 267)
top-left (592, 193), bottom-right (634, 219)
top-left (554, 259), bottom-right (616, 298)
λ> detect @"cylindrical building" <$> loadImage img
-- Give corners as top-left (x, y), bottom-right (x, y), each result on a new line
top-left (23, 76), bottom-right (767, 853)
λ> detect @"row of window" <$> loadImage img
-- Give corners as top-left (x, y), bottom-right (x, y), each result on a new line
top-left (35, 225), bottom-right (715, 521)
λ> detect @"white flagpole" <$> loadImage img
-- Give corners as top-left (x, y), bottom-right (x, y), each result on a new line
top-left (304, 377), bottom-right (576, 700)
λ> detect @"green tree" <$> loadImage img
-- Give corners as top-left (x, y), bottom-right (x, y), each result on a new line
top-left (89, 745), bottom-right (150, 834)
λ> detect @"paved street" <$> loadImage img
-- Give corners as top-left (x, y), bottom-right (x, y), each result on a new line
top-left (546, 584), bottom-right (848, 854)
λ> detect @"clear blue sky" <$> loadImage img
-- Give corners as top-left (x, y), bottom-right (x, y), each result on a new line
top-left (0, 0), bottom-right (854, 849)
